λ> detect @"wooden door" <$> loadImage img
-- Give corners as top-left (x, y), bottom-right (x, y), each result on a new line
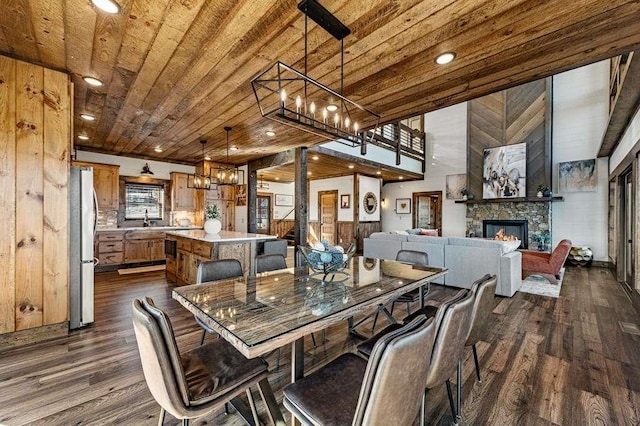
top-left (171, 172), bottom-right (196, 211)
top-left (149, 239), bottom-right (165, 261)
top-left (123, 240), bottom-right (150, 263)
top-left (319, 191), bottom-right (338, 245)
top-left (93, 165), bottom-right (119, 210)
top-left (176, 250), bottom-right (191, 283)
top-left (256, 195), bottom-right (271, 234)
top-left (412, 191), bottom-right (442, 236)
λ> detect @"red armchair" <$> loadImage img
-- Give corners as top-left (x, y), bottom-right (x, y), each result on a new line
top-left (522, 239), bottom-right (572, 284)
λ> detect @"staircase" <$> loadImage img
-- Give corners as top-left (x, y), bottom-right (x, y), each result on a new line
top-left (283, 227), bottom-right (296, 246)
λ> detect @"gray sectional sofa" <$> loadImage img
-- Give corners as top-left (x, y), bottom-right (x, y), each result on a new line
top-left (363, 232), bottom-right (522, 297)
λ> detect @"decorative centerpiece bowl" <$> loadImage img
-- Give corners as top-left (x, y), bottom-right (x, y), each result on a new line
top-left (298, 241), bottom-right (356, 281)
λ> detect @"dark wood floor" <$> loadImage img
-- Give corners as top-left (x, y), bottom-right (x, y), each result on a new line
top-left (1, 266), bottom-right (639, 425)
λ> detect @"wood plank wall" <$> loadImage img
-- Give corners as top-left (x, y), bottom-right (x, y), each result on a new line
top-left (467, 79), bottom-right (550, 199)
top-left (272, 219), bottom-right (294, 239)
top-left (0, 56), bottom-right (70, 335)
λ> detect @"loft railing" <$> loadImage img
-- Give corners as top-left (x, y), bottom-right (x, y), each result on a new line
top-left (362, 119), bottom-right (426, 170)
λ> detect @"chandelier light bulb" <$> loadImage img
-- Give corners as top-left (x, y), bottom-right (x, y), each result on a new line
top-left (309, 101), bottom-right (316, 116)
top-left (280, 89), bottom-right (287, 104)
top-left (334, 113), bottom-right (340, 128)
top-left (344, 117), bottom-right (350, 131)
top-left (354, 122), bottom-right (359, 133)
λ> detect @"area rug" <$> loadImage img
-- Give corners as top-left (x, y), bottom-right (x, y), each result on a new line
top-left (518, 268), bottom-right (565, 298)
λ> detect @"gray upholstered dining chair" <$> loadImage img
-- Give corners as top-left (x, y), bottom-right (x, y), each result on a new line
top-left (465, 274), bottom-right (497, 383)
top-left (262, 239), bottom-right (288, 258)
top-left (195, 259), bottom-right (243, 345)
top-left (132, 297), bottom-right (281, 426)
top-left (283, 315), bottom-right (438, 426)
top-left (390, 250), bottom-right (430, 316)
top-left (256, 253), bottom-right (287, 273)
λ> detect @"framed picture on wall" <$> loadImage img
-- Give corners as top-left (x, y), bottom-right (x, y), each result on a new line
top-left (396, 198), bottom-right (411, 214)
top-left (340, 194), bottom-right (350, 208)
top-left (275, 194), bottom-right (293, 206)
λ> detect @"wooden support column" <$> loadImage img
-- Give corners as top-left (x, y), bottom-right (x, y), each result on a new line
top-left (247, 168), bottom-right (258, 234)
top-left (294, 147), bottom-right (308, 266)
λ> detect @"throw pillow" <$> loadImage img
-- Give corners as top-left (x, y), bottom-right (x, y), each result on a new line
top-left (419, 229), bottom-right (438, 236)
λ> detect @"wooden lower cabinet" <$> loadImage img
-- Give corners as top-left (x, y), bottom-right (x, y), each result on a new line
top-left (96, 230), bottom-right (166, 269)
top-left (173, 236), bottom-right (215, 285)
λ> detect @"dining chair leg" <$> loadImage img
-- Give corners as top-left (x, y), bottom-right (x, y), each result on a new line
top-left (246, 388), bottom-right (260, 426)
top-left (157, 407), bottom-right (165, 426)
top-left (456, 360), bottom-right (462, 420)
top-left (420, 388), bottom-right (427, 426)
top-left (257, 377), bottom-right (286, 425)
top-left (224, 402), bottom-right (229, 415)
top-left (371, 310), bottom-right (380, 332)
top-left (200, 329), bottom-right (206, 345)
top-left (445, 380), bottom-right (458, 426)
top-left (406, 301), bottom-right (411, 316)
top-left (390, 301), bottom-right (396, 316)
top-left (472, 344), bottom-right (481, 382)
top-left (311, 332), bottom-right (317, 348)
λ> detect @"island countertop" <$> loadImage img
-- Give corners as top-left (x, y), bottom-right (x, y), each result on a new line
top-left (165, 229), bottom-right (278, 243)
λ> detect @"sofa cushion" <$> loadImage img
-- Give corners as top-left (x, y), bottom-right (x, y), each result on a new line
top-left (406, 235), bottom-right (448, 244)
top-left (368, 232), bottom-right (408, 242)
top-left (446, 237), bottom-right (520, 255)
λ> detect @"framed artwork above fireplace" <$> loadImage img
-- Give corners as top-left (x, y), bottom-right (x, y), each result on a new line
top-left (483, 142), bottom-right (527, 199)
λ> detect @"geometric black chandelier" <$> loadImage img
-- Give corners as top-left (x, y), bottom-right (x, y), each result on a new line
top-left (251, 0), bottom-right (380, 148)
top-left (211, 126), bottom-right (244, 186)
top-left (187, 140), bottom-right (212, 190)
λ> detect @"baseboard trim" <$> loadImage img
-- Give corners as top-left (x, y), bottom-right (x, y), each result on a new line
top-left (0, 322), bottom-right (68, 351)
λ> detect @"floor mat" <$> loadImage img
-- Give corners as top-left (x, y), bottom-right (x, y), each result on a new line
top-left (518, 268), bottom-right (564, 298)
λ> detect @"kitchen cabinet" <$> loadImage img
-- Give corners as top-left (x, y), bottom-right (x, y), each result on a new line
top-left (171, 172), bottom-right (196, 211)
top-left (73, 161), bottom-right (119, 210)
top-left (96, 232), bottom-right (124, 266)
top-left (123, 230), bottom-right (166, 264)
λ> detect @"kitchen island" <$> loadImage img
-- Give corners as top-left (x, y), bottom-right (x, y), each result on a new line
top-left (165, 230), bottom-right (277, 285)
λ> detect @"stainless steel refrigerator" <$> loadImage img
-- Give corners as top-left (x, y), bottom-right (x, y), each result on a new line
top-left (69, 166), bottom-right (97, 329)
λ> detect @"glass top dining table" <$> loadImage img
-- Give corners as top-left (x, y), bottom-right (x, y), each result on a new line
top-left (173, 256), bottom-right (447, 361)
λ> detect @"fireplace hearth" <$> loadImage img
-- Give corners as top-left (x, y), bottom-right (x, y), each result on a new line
top-left (483, 219), bottom-right (528, 248)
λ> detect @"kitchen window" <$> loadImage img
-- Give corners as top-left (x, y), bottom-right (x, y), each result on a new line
top-left (125, 183), bottom-right (164, 220)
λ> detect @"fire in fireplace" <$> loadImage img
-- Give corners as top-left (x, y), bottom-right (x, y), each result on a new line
top-left (483, 219), bottom-right (528, 248)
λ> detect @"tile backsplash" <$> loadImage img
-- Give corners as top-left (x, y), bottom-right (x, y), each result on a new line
top-left (97, 210), bottom-right (118, 228)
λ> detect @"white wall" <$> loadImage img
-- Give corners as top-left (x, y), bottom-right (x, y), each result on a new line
top-left (358, 175), bottom-right (381, 222)
top-left (382, 102), bottom-right (468, 236)
top-left (75, 150), bottom-right (194, 180)
top-left (310, 175), bottom-right (354, 221)
top-left (552, 61), bottom-right (610, 261)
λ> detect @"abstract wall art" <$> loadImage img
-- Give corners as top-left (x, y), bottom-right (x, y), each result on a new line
top-left (558, 159), bottom-right (597, 192)
top-left (482, 142), bottom-right (527, 199)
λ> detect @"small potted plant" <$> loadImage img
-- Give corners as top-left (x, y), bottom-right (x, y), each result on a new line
top-left (537, 184), bottom-right (551, 198)
top-left (460, 188), bottom-right (469, 201)
top-left (204, 203), bottom-right (222, 234)
top-left (532, 231), bottom-right (551, 251)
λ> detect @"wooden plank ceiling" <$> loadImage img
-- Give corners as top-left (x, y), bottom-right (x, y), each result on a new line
top-left (1, 0), bottom-right (640, 167)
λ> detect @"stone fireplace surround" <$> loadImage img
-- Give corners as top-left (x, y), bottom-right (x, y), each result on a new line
top-left (466, 201), bottom-right (551, 249)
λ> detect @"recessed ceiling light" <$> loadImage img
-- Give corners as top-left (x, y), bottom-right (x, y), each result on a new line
top-left (435, 52), bottom-right (456, 65)
top-left (275, 177), bottom-right (280, 180)
top-left (204, 155), bottom-right (211, 161)
top-left (77, 134), bottom-right (89, 141)
top-left (307, 171), bottom-right (312, 175)
top-left (91, 0), bottom-right (120, 14)
top-left (80, 113), bottom-right (95, 121)
top-left (399, 176), bottom-right (404, 180)
top-left (229, 145), bottom-right (238, 151)
top-left (82, 76), bottom-right (103, 87)
top-left (348, 165), bottom-right (354, 169)
top-left (154, 147), bottom-right (163, 153)
top-left (376, 171), bottom-right (382, 175)
top-left (266, 131), bottom-right (276, 137)
top-left (312, 155), bottom-right (319, 160)
top-left (326, 104), bottom-right (338, 112)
